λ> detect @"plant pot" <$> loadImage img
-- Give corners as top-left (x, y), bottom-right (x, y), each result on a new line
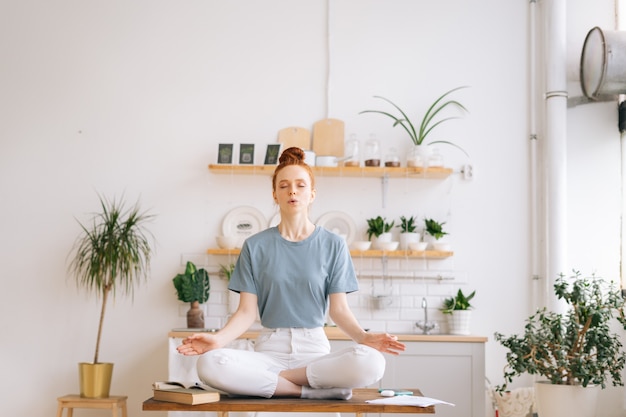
top-left (446, 310), bottom-right (471, 335)
top-left (400, 232), bottom-right (420, 250)
top-left (407, 145), bottom-right (431, 168)
top-left (79, 362), bottom-right (113, 398)
top-left (187, 300), bottom-right (205, 328)
top-left (534, 381), bottom-right (599, 417)
top-left (373, 232), bottom-right (392, 249)
top-left (490, 387), bottom-right (534, 417)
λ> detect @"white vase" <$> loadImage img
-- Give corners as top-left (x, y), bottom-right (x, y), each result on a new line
top-left (400, 232), bottom-right (420, 250)
top-left (447, 310), bottom-right (471, 335)
top-left (373, 232), bottom-right (392, 249)
top-left (534, 381), bottom-right (599, 417)
top-left (407, 145), bottom-right (431, 168)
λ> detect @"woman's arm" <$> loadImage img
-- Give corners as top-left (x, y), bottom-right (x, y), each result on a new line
top-left (177, 291), bottom-right (258, 355)
top-left (329, 292), bottom-right (406, 355)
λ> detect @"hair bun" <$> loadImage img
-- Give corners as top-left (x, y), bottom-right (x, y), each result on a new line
top-left (279, 147), bottom-right (305, 164)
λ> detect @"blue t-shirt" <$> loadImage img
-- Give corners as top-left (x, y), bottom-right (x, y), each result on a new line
top-left (228, 226), bottom-right (358, 328)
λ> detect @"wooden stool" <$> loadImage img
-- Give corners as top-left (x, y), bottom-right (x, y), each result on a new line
top-left (57, 395), bottom-right (128, 417)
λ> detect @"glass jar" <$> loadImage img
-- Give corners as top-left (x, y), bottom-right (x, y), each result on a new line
top-left (344, 134), bottom-right (360, 167)
top-left (384, 147), bottom-right (400, 167)
top-left (428, 148), bottom-right (444, 168)
top-left (364, 135), bottom-right (381, 167)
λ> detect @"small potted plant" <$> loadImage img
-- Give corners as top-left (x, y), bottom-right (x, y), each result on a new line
top-left (220, 263), bottom-right (238, 314)
top-left (441, 289), bottom-right (475, 335)
top-left (397, 215), bottom-right (420, 250)
top-left (359, 86), bottom-right (469, 167)
top-left (366, 216), bottom-right (395, 249)
top-left (493, 270), bottom-right (626, 417)
top-left (424, 218), bottom-right (449, 250)
top-left (68, 194), bottom-right (155, 398)
top-left (173, 261), bottom-right (210, 329)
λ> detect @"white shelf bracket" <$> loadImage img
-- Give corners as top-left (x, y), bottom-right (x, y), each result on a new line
top-left (381, 174), bottom-right (389, 208)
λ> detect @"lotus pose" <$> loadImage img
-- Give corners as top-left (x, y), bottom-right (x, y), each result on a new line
top-left (178, 147), bottom-right (405, 399)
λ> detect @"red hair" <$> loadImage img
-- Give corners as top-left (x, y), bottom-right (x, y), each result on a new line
top-left (272, 147), bottom-right (315, 191)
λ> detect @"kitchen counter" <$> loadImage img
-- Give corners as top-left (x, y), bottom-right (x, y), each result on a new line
top-left (169, 326), bottom-right (487, 343)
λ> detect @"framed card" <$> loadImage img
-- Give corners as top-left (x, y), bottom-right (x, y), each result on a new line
top-left (264, 144), bottom-right (281, 165)
top-left (217, 144), bottom-right (234, 164)
top-left (239, 144), bottom-right (255, 164)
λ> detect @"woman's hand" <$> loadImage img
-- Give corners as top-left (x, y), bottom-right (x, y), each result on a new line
top-left (176, 333), bottom-right (223, 356)
top-left (360, 332), bottom-right (406, 355)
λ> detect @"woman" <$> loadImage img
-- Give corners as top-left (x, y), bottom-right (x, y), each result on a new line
top-left (177, 147), bottom-right (405, 400)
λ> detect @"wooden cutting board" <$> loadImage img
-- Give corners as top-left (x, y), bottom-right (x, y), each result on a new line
top-left (277, 127), bottom-right (311, 150)
top-left (312, 118), bottom-right (345, 157)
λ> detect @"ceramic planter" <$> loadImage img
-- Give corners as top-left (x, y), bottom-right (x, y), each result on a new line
top-left (534, 381), bottom-right (599, 417)
top-left (447, 310), bottom-right (471, 335)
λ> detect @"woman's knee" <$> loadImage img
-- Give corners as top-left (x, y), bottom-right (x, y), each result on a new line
top-left (307, 345), bottom-right (386, 388)
top-left (351, 345), bottom-right (386, 384)
top-left (196, 350), bottom-right (232, 386)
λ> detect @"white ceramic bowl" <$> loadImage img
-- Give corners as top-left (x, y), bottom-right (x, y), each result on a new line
top-left (316, 156), bottom-right (338, 167)
top-left (432, 242), bottom-right (451, 251)
top-left (379, 241), bottom-right (399, 251)
top-left (351, 241), bottom-right (372, 251)
top-left (216, 235), bottom-right (238, 249)
top-left (409, 241), bottom-right (428, 251)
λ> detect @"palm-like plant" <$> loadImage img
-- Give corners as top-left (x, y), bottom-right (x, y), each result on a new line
top-left (68, 195), bottom-right (154, 364)
top-left (360, 86), bottom-right (469, 156)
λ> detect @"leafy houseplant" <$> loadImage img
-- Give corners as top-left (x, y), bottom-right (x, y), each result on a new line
top-left (359, 86), bottom-right (469, 156)
top-left (68, 195), bottom-right (154, 397)
top-left (366, 216), bottom-right (395, 240)
top-left (219, 263), bottom-right (235, 281)
top-left (494, 271), bottom-right (626, 392)
top-left (441, 289), bottom-right (476, 314)
top-left (173, 261), bottom-right (210, 328)
top-left (398, 215), bottom-right (417, 233)
top-left (442, 289), bottom-right (476, 336)
top-left (424, 218), bottom-right (447, 240)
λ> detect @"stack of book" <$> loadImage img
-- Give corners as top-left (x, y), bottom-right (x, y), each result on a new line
top-left (152, 381), bottom-right (220, 405)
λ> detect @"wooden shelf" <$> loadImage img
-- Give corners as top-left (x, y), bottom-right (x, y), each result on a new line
top-left (207, 248), bottom-right (453, 259)
top-left (208, 164), bottom-right (453, 179)
top-left (350, 249), bottom-right (453, 258)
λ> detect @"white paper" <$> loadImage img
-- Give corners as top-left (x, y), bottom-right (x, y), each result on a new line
top-left (366, 395), bottom-right (455, 407)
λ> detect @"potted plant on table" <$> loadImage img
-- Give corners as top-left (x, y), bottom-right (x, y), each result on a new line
top-left (68, 195), bottom-right (155, 398)
top-left (441, 289), bottom-right (476, 335)
top-left (366, 216), bottom-right (395, 249)
top-left (397, 215), bottom-right (420, 250)
top-left (173, 261), bottom-right (211, 328)
top-left (359, 86), bottom-right (469, 167)
top-left (494, 270), bottom-right (626, 417)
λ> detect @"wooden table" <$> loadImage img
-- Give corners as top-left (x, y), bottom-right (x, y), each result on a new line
top-left (143, 388), bottom-right (434, 416)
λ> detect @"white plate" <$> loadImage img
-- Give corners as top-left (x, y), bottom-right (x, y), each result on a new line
top-left (316, 211), bottom-right (357, 244)
top-left (221, 206), bottom-right (267, 248)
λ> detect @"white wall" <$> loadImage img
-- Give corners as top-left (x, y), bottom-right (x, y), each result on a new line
top-left (0, 1), bottom-right (623, 416)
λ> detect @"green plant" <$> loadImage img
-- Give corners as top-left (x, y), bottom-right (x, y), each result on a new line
top-left (424, 218), bottom-right (447, 240)
top-left (366, 216), bottom-right (395, 240)
top-left (441, 289), bottom-right (476, 314)
top-left (494, 270), bottom-right (626, 392)
top-left (359, 86), bottom-right (469, 156)
top-left (68, 195), bottom-right (154, 364)
top-left (397, 215), bottom-right (418, 233)
top-left (173, 261), bottom-right (210, 303)
top-left (219, 263), bottom-right (235, 281)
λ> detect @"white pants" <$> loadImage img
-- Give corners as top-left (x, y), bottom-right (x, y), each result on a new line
top-left (196, 327), bottom-right (386, 398)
